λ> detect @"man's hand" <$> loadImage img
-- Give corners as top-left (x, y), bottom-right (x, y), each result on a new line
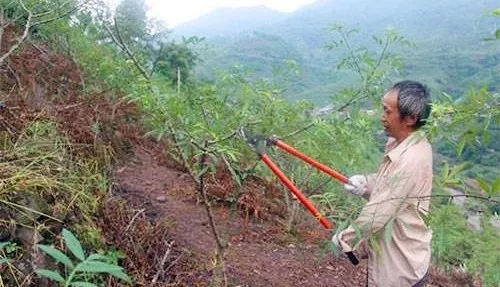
top-left (331, 232), bottom-right (342, 251)
top-left (332, 231), bottom-right (361, 264)
top-left (344, 174), bottom-right (367, 196)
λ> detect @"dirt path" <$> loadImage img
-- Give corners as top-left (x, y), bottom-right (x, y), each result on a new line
top-left (110, 146), bottom-right (367, 286)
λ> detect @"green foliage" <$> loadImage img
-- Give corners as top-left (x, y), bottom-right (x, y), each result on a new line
top-left (0, 120), bottom-right (113, 287)
top-left (150, 38), bottom-right (201, 84)
top-left (465, 221), bottom-right (500, 285)
top-left (427, 88), bottom-right (500, 181)
top-left (114, 0), bottom-right (148, 45)
top-left (489, 8), bottom-right (500, 40)
top-left (188, 0), bottom-right (500, 105)
top-left (429, 205), bottom-right (500, 286)
top-left (429, 205), bottom-right (476, 267)
top-left (36, 228), bottom-right (131, 287)
top-left (0, 242), bottom-right (17, 265)
top-left (324, 25), bottom-right (413, 108)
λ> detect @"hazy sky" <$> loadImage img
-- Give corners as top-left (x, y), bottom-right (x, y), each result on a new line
top-left (145, 0), bottom-right (317, 27)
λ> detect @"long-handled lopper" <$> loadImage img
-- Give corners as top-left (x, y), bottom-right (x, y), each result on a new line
top-left (240, 129), bottom-right (359, 265)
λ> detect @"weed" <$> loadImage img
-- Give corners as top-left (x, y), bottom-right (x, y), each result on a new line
top-left (35, 228), bottom-right (131, 287)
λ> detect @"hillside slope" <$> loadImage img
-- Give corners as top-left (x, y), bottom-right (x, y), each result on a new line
top-left (1, 20), bottom-right (489, 287)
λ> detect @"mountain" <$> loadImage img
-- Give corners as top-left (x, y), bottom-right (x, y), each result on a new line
top-left (173, 6), bottom-right (288, 37)
top-left (174, 0), bottom-right (500, 105)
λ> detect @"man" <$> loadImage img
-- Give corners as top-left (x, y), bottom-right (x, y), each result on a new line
top-left (332, 80), bottom-right (433, 287)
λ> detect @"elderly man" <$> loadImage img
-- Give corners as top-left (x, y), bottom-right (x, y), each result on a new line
top-left (333, 80), bottom-right (433, 287)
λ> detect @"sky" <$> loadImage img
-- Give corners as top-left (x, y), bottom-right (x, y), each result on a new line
top-left (145, 0), bottom-right (317, 28)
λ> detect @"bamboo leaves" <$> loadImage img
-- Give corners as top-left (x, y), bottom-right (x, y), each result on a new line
top-left (36, 228), bottom-right (131, 286)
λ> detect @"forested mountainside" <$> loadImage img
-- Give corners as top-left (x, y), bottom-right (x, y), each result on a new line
top-left (175, 0), bottom-right (499, 105)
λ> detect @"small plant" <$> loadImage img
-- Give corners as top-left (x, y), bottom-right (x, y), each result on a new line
top-left (0, 241), bottom-right (15, 265)
top-left (35, 228), bottom-right (132, 287)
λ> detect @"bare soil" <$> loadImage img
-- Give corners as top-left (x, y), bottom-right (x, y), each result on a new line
top-left (106, 146), bottom-right (368, 287)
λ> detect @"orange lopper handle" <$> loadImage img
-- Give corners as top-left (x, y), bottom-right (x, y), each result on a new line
top-left (272, 139), bottom-right (349, 184)
top-left (260, 154), bottom-right (332, 229)
top-left (267, 139), bottom-right (360, 266)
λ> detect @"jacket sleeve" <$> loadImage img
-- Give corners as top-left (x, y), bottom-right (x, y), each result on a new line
top-left (338, 160), bottom-right (422, 252)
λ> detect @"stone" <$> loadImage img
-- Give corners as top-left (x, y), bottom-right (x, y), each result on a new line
top-left (156, 195), bottom-right (167, 203)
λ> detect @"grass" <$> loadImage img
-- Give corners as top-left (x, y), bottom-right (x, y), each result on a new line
top-left (0, 119), bottom-right (112, 285)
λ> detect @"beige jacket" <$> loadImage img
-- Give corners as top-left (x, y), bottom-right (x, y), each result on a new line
top-left (338, 132), bottom-right (433, 287)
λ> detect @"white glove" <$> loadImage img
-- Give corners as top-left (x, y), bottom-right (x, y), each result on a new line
top-left (331, 232), bottom-right (341, 249)
top-left (344, 174), bottom-right (367, 196)
top-left (331, 232), bottom-right (344, 255)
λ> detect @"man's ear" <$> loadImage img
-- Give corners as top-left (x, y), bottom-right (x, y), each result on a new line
top-left (404, 114), bottom-right (418, 127)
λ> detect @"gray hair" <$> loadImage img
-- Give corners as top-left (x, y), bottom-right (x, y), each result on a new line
top-left (392, 80), bottom-right (431, 129)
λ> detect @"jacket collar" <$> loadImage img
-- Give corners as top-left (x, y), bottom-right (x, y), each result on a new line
top-left (385, 130), bottom-right (426, 162)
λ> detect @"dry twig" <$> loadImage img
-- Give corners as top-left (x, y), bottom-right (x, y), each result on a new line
top-left (151, 240), bottom-right (175, 284)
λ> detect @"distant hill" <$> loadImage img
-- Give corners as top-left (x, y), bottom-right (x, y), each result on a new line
top-left (173, 6), bottom-right (288, 37)
top-left (174, 0), bottom-right (500, 105)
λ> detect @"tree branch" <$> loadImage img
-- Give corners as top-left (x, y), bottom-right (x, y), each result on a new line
top-left (339, 29), bottom-right (363, 80)
top-left (359, 193), bottom-right (500, 214)
top-left (31, 6), bottom-right (79, 27)
top-left (197, 143), bottom-right (227, 286)
top-left (281, 122), bottom-right (316, 140)
top-left (0, 1), bottom-right (32, 66)
top-left (109, 17), bottom-right (150, 80)
top-left (31, 0), bottom-right (78, 18)
top-left (166, 125), bottom-right (199, 185)
top-left (149, 41), bottom-right (164, 78)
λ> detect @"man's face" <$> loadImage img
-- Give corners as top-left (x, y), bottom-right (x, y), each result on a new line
top-left (381, 89), bottom-right (406, 139)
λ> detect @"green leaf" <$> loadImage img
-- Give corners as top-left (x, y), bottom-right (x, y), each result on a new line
top-left (476, 178), bottom-right (491, 193)
top-left (334, 219), bottom-right (350, 234)
top-left (456, 137), bottom-right (466, 156)
top-left (492, 178), bottom-right (500, 194)
top-left (86, 253), bottom-right (108, 262)
top-left (0, 258), bottom-right (12, 264)
top-left (76, 261), bottom-right (132, 283)
top-left (37, 245), bottom-right (74, 268)
top-left (76, 260), bottom-right (121, 272)
top-left (105, 268), bottom-right (132, 283)
top-left (70, 282), bottom-right (99, 287)
top-left (384, 217), bottom-right (396, 244)
top-left (35, 269), bottom-right (66, 283)
top-left (0, 242), bottom-right (9, 250)
top-left (449, 162), bottom-right (467, 179)
top-left (441, 161), bottom-right (449, 179)
top-left (369, 234), bottom-right (381, 254)
top-left (62, 229), bottom-right (85, 261)
top-left (495, 29), bottom-right (500, 39)
top-left (492, 8), bottom-right (500, 16)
